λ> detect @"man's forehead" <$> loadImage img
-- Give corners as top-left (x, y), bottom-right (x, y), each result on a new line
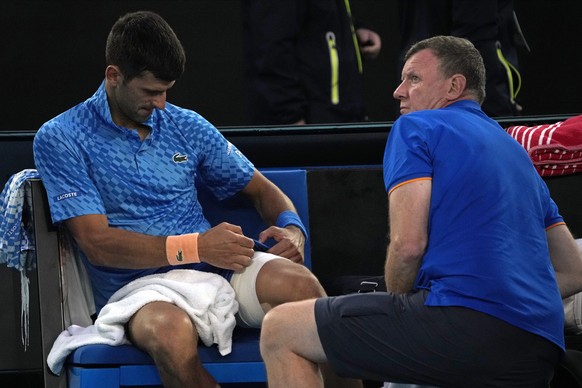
top-left (402, 49), bottom-right (441, 76)
top-left (406, 49), bottom-right (438, 68)
top-left (131, 72), bottom-right (175, 90)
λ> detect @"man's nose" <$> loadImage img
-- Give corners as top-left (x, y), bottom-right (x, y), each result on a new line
top-left (393, 82), bottom-right (406, 100)
top-left (152, 93), bottom-right (166, 109)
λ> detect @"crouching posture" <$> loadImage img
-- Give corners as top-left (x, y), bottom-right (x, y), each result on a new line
top-left (260, 36), bottom-right (582, 388)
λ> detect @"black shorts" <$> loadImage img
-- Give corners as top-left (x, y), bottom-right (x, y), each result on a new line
top-left (315, 290), bottom-right (562, 387)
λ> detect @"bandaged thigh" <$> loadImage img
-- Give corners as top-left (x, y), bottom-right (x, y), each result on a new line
top-left (230, 252), bottom-right (284, 328)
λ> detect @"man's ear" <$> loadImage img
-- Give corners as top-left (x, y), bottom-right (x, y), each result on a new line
top-left (446, 74), bottom-right (466, 100)
top-left (105, 65), bottom-right (122, 86)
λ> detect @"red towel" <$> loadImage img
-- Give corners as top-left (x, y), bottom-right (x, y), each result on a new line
top-left (505, 115), bottom-right (582, 177)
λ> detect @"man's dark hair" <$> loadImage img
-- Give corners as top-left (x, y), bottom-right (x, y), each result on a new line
top-left (405, 35), bottom-right (486, 103)
top-left (105, 11), bottom-right (186, 82)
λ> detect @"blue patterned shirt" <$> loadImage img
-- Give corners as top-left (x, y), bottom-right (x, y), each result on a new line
top-left (34, 81), bottom-right (254, 312)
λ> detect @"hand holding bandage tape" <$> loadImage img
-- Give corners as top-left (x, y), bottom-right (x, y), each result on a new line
top-left (165, 211), bottom-right (306, 265)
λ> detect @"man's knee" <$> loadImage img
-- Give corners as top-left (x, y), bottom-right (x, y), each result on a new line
top-left (129, 302), bottom-right (198, 353)
top-left (260, 299), bottom-right (317, 356)
top-left (260, 304), bottom-right (290, 352)
top-left (292, 268), bottom-right (327, 300)
top-left (258, 261), bottom-right (326, 304)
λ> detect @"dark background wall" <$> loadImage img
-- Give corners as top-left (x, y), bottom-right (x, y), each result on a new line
top-left (1, 0), bottom-right (581, 132)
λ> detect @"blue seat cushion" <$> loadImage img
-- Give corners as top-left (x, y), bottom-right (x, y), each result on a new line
top-left (67, 327), bottom-right (262, 365)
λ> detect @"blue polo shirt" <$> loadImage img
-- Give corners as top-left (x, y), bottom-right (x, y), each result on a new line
top-left (34, 82), bottom-right (255, 312)
top-left (383, 100), bottom-right (565, 350)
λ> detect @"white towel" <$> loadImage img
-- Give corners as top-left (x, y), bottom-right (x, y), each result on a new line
top-left (47, 269), bottom-right (238, 375)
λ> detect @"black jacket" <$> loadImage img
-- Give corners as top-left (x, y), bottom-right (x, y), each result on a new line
top-left (398, 0), bottom-right (526, 117)
top-left (242, 0), bottom-right (366, 125)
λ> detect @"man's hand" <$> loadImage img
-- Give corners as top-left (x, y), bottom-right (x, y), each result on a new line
top-left (259, 225), bottom-right (305, 264)
top-left (198, 222), bottom-right (255, 271)
top-left (356, 28), bottom-right (382, 59)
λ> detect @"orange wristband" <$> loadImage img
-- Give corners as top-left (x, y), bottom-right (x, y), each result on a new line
top-left (166, 233), bottom-right (200, 265)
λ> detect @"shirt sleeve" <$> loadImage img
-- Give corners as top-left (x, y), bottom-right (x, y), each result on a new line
top-left (193, 115), bottom-right (255, 200)
top-left (33, 121), bottom-right (106, 223)
top-left (383, 114), bottom-right (433, 193)
top-left (544, 197), bottom-right (564, 229)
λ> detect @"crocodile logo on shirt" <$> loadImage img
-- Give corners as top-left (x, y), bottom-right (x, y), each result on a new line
top-left (172, 152), bottom-right (188, 163)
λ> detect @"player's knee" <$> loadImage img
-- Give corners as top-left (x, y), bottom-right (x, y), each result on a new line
top-left (291, 268), bottom-right (327, 300)
top-left (258, 260), bottom-right (326, 306)
top-left (155, 313), bottom-right (196, 349)
top-left (133, 307), bottom-right (198, 356)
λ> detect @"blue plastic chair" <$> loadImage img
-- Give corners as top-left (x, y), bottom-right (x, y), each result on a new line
top-left (32, 169), bottom-right (310, 388)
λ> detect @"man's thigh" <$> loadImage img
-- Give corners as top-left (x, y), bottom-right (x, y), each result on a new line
top-left (230, 252), bottom-right (287, 327)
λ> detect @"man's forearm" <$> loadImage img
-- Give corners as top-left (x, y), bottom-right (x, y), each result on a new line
top-left (384, 245), bottom-right (423, 293)
top-left (71, 225), bottom-right (168, 269)
top-left (547, 225), bottom-right (582, 298)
